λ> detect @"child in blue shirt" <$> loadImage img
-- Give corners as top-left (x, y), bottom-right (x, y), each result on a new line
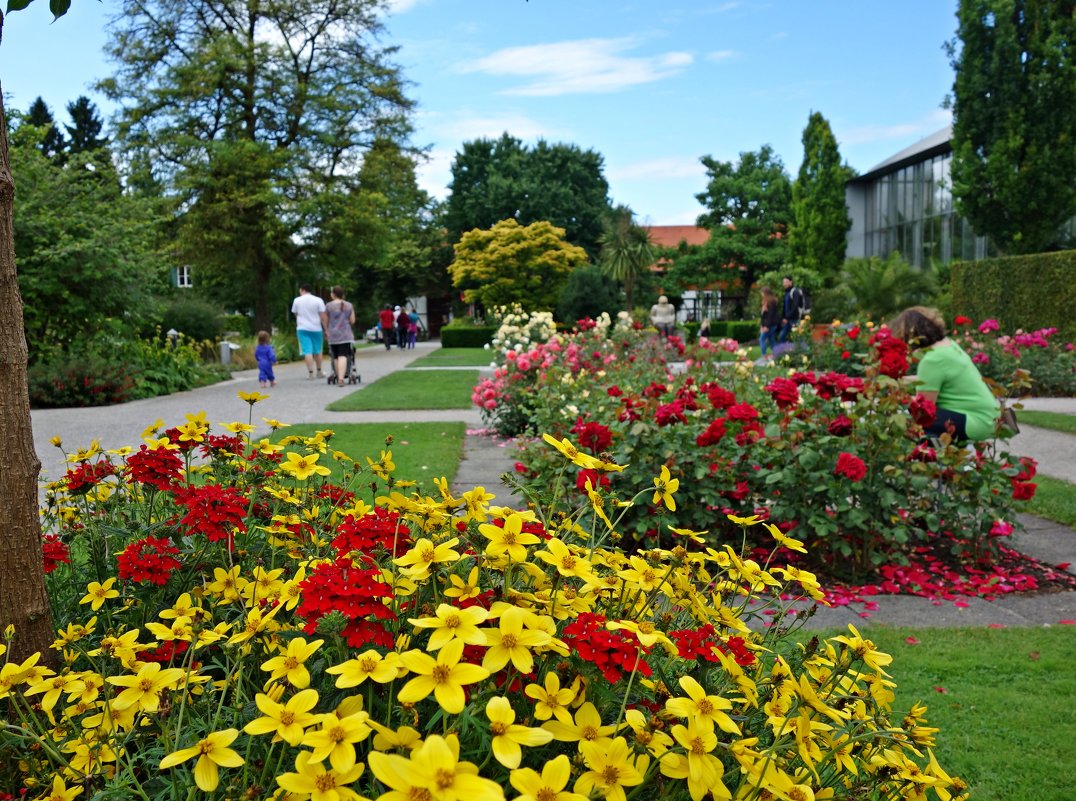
top-left (255, 330), bottom-right (277, 387)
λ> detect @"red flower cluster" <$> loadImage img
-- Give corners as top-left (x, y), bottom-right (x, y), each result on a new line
top-left (701, 383), bottom-right (737, 409)
top-left (126, 445), bottom-right (184, 492)
top-left (42, 534), bottom-right (70, 573)
top-left (331, 508), bottom-right (413, 558)
top-left (668, 623), bottom-right (753, 666)
top-left (873, 331), bottom-right (909, 379)
top-left (696, 417), bottom-right (727, 447)
top-left (655, 401), bottom-right (687, 427)
top-left (834, 452), bottom-right (868, 482)
top-left (764, 377), bottom-right (800, 410)
top-left (297, 557), bottom-right (396, 649)
top-left (64, 461), bottom-right (117, 493)
top-left (117, 536), bottom-right (182, 584)
top-left (642, 381), bottom-right (669, 399)
top-left (173, 484), bottom-right (248, 544)
top-left (908, 394), bottom-right (937, 428)
top-left (560, 612), bottom-right (652, 684)
top-left (199, 434), bottom-right (244, 458)
top-left (571, 418), bottom-right (613, 452)
top-left (1011, 456), bottom-right (1037, 501)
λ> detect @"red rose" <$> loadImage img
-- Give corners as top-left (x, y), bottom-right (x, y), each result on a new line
top-left (834, 452), bottom-right (868, 482)
top-left (696, 417), bottom-right (728, 447)
top-left (1011, 481), bottom-right (1037, 501)
top-left (954, 316), bottom-right (972, 326)
top-left (827, 415), bottom-right (853, 436)
top-left (909, 394), bottom-right (937, 427)
top-left (606, 385), bottom-right (623, 397)
top-left (764, 377), bottom-right (800, 410)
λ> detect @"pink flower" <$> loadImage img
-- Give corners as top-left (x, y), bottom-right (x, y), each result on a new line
top-left (978, 319), bottom-right (999, 333)
top-left (971, 352), bottom-right (990, 365)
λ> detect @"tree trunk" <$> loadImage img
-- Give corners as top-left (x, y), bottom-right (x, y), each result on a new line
top-left (0, 81), bottom-right (55, 662)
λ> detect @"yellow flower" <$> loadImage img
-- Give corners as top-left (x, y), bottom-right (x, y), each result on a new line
top-left (534, 537), bottom-right (593, 580)
top-left (542, 701), bottom-right (616, 745)
top-left (159, 728), bottom-right (244, 792)
top-left (482, 606), bottom-right (552, 675)
top-left (24, 671), bottom-right (87, 713)
top-left (486, 696), bottom-right (554, 768)
top-left (652, 465), bottom-right (679, 510)
top-left (461, 485), bottom-right (496, 522)
top-left (393, 536), bottom-right (461, 581)
top-left (326, 650), bottom-right (402, 688)
top-left (368, 734), bottom-right (503, 801)
top-left (542, 433), bottom-right (603, 469)
top-left (238, 390), bottom-right (269, 404)
top-left (220, 421), bottom-right (257, 434)
top-left (34, 774), bottom-right (81, 801)
top-left (79, 578), bottom-right (119, 612)
top-left (524, 672), bottom-right (577, 723)
top-left (365, 449), bottom-right (395, 480)
top-left (204, 564), bottom-right (248, 603)
top-left (262, 417), bottom-right (290, 430)
top-left (397, 639), bottom-right (490, 714)
top-left (409, 603), bottom-right (489, 651)
top-left (261, 637), bottom-right (324, 688)
top-left (369, 720), bottom-right (423, 752)
top-left (664, 676), bottom-right (740, 735)
top-left (834, 625), bottom-right (893, 674)
top-left (669, 525), bottom-right (708, 544)
top-left (301, 708), bottom-right (372, 773)
top-left (227, 604), bottom-right (282, 645)
top-left (244, 689), bottom-right (320, 746)
top-left (575, 736), bottom-right (647, 801)
top-left (279, 452), bottom-right (332, 480)
top-left (107, 662), bottom-right (187, 713)
top-left (48, 435), bottom-right (63, 448)
top-left (726, 512), bottom-right (763, 526)
top-left (175, 412), bottom-right (209, 444)
top-left (764, 522), bottom-right (807, 553)
top-left (583, 478), bottom-right (615, 529)
top-left (444, 565), bottom-right (482, 601)
top-left (510, 754), bottom-right (588, 801)
top-left (277, 751), bottom-right (365, 801)
top-left (668, 721), bottom-right (727, 799)
top-left (479, 512), bottom-right (540, 562)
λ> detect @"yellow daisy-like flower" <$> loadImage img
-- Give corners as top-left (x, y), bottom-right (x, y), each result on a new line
top-left (262, 417), bottom-right (290, 430)
top-left (461, 485), bottom-right (496, 522)
top-left (409, 603), bottom-right (489, 651)
top-left (652, 464), bottom-right (680, 510)
top-left (479, 512), bottom-right (540, 563)
top-left (301, 708), bottom-right (372, 773)
top-left (575, 736), bottom-right (648, 801)
top-left (482, 606), bottom-right (552, 675)
top-left (220, 421), bottom-right (257, 435)
top-left (834, 625), bottom-right (893, 674)
top-left (510, 754), bottom-right (588, 801)
top-left (107, 662), bottom-right (187, 713)
top-left (369, 734), bottom-right (503, 801)
top-left (485, 696), bottom-right (554, 768)
top-left (33, 774), bottom-right (81, 801)
top-left (279, 452), bottom-right (332, 480)
top-left (237, 390), bottom-right (269, 404)
top-left (727, 512), bottom-right (764, 526)
top-left (393, 536), bottom-right (460, 581)
top-left (244, 689), bottom-right (320, 746)
top-left (276, 751), bottom-right (364, 801)
top-left (159, 728), bottom-right (244, 792)
top-left (444, 566), bottom-right (482, 601)
top-left (669, 525), bottom-right (708, 544)
top-left (665, 675), bottom-right (740, 735)
top-left (534, 537), bottom-right (592, 581)
top-left (365, 450), bottom-right (395, 480)
top-left (524, 672), bottom-right (578, 723)
top-left (261, 637), bottom-right (324, 689)
top-left (542, 701), bottom-right (616, 745)
top-left (541, 433), bottom-right (603, 470)
top-left (764, 522), bottom-right (807, 553)
top-left (326, 650), bottom-right (402, 688)
top-left (369, 720), bottom-right (423, 752)
top-left (397, 639), bottom-right (490, 714)
top-left (79, 578), bottom-right (119, 612)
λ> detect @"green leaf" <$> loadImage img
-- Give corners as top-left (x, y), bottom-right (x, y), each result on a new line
top-left (48, 0), bottom-right (70, 17)
top-left (797, 450), bottom-right (820, 470)
top-left (6, 0), bottom-right (35, 11)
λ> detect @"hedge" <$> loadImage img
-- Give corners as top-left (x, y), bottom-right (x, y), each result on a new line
top-left (440, 324), bottom-right (497, 348)
top-left (951, 250), bottom-right (1076, 341)
top-left (706, 320), bottom-right (760, 343)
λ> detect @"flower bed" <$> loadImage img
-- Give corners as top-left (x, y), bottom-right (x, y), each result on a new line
top-left (0, 394), bottom-right (965, 800)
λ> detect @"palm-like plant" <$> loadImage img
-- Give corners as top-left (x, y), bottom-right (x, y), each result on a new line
top-left (598, 204), bottom-right (654, 312)
top-left (842, 252), bottom-right (936, 321)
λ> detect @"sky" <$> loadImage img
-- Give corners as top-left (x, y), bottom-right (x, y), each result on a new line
top-left (0, 0), bottom-right (959, 225)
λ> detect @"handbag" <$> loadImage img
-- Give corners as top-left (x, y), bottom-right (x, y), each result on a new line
top-left (998, 406), bottom-right (1020, 435)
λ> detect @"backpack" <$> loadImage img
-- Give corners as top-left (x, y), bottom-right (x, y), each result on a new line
top-left (790, 286), bottom-right (811, 320)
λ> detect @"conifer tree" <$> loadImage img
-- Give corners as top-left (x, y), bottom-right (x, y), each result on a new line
top-left (25, 97), bottom-right (65, 160)
top-left (790, 111), bottom-right (852, 283)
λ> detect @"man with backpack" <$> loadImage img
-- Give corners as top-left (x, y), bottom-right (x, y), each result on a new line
top-left (778, 276), bottom-right (808, 343)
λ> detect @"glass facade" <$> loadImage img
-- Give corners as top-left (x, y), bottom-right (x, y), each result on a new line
top-left (861, 152), bottom-right (993, 268)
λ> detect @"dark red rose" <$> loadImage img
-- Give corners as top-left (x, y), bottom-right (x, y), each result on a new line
top-left (1011, 481), bottom-right (1037, 501)
top-left (834, 452), bottom-right (868, 482)
top-left (764, 377), bottom-right (800, 410)
top-left (909, 394), bottom-right (937, 427)
top-left (827, 415), bottom-right (853, 436)
top-left (696, 418), bottom-right (728, 447)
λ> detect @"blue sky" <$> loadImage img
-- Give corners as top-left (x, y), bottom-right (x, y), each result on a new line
top-left (0, 0), bottom-right (958, 224)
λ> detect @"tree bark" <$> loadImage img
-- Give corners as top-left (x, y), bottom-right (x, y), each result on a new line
top-left (0, 80), bottom-right (55, 662)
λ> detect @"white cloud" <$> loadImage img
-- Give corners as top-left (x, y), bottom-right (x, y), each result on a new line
top-left (414, 147), bottom-right (455, 199)
top-left (459, 38), bottom-right (694, 96)
top-left (607, 156), bottom-right (707, 182)
top-left (385, 0), bottom-right (423, 14)
top-left (839, 108), bottom-right (952, 146)
top-left (706, 49), bottom-right (737, 62)
top-left (439, 112), bottom-right (561, 143)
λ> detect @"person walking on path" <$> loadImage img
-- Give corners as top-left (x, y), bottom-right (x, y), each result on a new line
top-left (291, 284), bottom-right (328, 379)
top-left (254, 330), bottom-right (277, 388)
top-left (378, 305), bottom-right (396, 350)
top-left (396, 305), bottom-right (410, 350)
top-left (326, 286), bottom-right (357, 386)
top-left (777, 276), bottom-right (806, 343)
top-left (759, 286), bottom-right (780, 359)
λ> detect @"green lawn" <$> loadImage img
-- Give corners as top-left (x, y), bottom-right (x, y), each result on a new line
top-left (1019, 409), bottom-right (1076, 434)
top-left (846, 627), bottom-right (1076, 801)
top-left (327, 370), bottom-right (479, 411)
top-left (1028, 475), bottom-right (1076, 527)
top-left (407, 348), bottom-right (494, 368)
top-left (280, 422), bottom-right (465, 497)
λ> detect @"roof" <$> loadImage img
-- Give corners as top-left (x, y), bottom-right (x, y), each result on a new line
top-left (645, 225), bottom-right (710, 248)
top-left (849, 125), bottom-right (953, 184)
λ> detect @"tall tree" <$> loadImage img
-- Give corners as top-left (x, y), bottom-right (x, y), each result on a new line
top-left (598, 204), bottom-right (654, 312)
top-left (25, 96), bottom-right (64, 160)
top-left (101, 0), bottom-right (414, 330)
top-left (947, 0), bottom-right (1076, 254)
top-left (679, 145), bottom-right (792, 310)
top-left (450, 218), bottom-right (588, 311)
top-left (444, 134), bottom-right (611, 258)
top-left (64, 95), bottom-right (108, 155)
top-left (790, 111), bottom-right (852, 283)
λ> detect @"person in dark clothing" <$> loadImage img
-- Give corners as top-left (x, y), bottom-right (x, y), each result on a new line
top-left (777, 276), bottom-right (806, 343)
top-left (759, 286), bottom-right (781, 358)
top-left (396, 306), bottom-right (409, 349)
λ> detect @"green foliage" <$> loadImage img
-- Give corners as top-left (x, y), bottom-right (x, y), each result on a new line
top-left (556, 265), bottom-right (621, 323)
top-left (63, 95), bottom-right (109, 156)
top-left (24, 97), bottom-right (65, 160)
top-left (706, 319), bottom-right (763, 343)
top-left (841, 252), bottom-right (936, 321)
top-left (679, 145), bottom-right (792, 310)
top-left (439, 322), bottom-right (498, 348)
top-left (159, 297), bottom-right (226, 342)
top-left (443, 133), bottom-right (611, 257)
top-left (450, 218), bottom-right (589, 311)
top-left (598, 204), bottom-right (654, 311)
top-left (100, 0), bottom-right (414, 330)
top-left (951, 249), bottom-right (1076, 342)
top-left (947, 0), bottom-right (1076, 253)
top-left (789, 111), bottom-right (853, 283)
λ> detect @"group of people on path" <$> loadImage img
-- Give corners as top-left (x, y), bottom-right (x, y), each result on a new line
top-left (378, 304), bottom-right (422, 350)
top-left (759, 276), bottom-right (808, 357)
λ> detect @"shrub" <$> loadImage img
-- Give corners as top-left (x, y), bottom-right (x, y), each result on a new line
top-left (1, 401), bottom-right (966, 801)
top-left (555, 265), bottom-right (621, 323)
top-left (440, 320), bottom-right (498, 348)
top-left (28, 352), bottom-right (137, 408)
top-left (160, 297), bottom-right (226, 342)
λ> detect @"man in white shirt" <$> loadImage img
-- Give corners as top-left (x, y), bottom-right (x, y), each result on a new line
top-left (291, 284), bottom-right (328, 379)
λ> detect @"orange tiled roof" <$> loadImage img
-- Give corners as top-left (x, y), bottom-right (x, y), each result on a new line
top-left (645, 225), bottom-right (710, 248)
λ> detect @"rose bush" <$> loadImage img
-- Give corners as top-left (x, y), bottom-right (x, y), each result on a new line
top-left (0, 394), bottom-right (966, 801)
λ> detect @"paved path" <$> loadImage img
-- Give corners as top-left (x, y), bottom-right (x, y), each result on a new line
top-left (30, 346), bottom-right (1076, 628)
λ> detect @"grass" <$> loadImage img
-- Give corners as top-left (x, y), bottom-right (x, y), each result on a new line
top-left (1019, 409), bottom-right (1076, 434)
top-left (327, 370), bottom-right (479, 411)
top-left (1028, 475), bottom-right (1076, 527)
top-left (407, 348), bottom-right (494, 368)
top-left (281, 422), bottom-right (465, 497)
top-left (833, 627), bottom-right (1076, 801)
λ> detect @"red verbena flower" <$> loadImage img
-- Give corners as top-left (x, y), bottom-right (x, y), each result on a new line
top-left (561, 613), bottom-right (652, 684)
top-left (42, 534), bottom-right (70, 574)
top-left (64, 461), bottom-right (117, 493)
top-left (331, 508), bottom-right (412, 558)
top-left (117, 536), bottom-right (182, 584)
top-left (173, 484), bottom-right (248, 544)
top-left (297, 557), bottom-right (396, 649)
top-left (126, 445), bottom-right (184, 492)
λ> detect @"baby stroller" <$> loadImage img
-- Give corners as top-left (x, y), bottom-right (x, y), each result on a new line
top-left (326, 342), bottom-right (360, 385)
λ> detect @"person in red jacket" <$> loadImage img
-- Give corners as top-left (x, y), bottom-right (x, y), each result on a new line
top-left (378, 305), bottom-right (396, 350)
